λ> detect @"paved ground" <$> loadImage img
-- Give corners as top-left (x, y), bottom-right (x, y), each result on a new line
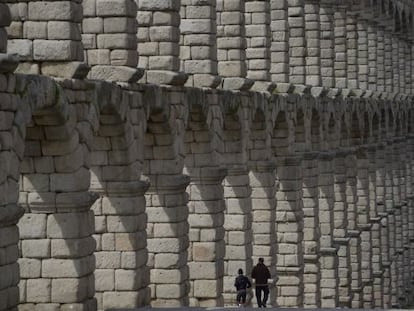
top-left (107, 308), bottom-right (414, 311)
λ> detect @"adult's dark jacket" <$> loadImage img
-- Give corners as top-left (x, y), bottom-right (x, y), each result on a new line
top-left (251, 263), bottom-right (271, 286)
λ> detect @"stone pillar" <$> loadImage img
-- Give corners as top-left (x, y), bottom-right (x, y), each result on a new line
top-left (384, 32), bottom-right (393, 93)
top-left (270, 0), bottom-right (289, 85)
top-left (333, 4), bottom-right (347, 89)
top-left (356, 18), bottom-right (368, 90)
top-left (91, 181), bottom-right (149, 310)
top-left (216, 0), bottom-right (253, 90)
top-left (394, 137), bottom-right (406, 306)
top-left (369, 145), bottom-right (382, 308)
top-left (137, 0), bottom-right (187, 85)
top-left (345, 148), bottom-right (362, 307)
top-left (301, 152), bottom-right (320, 308)
top-left (398, 39), bottom-right (406, 94)
top-left (408, 134), bottom-right (414, 307)
top-left (223, 166), bottom-right (253, 304)
top-left (288, 0), bottom-right (305, 85)
top-left (391, 37), bottom-right (400, 94)
top-left (6, 0), bottom-right (88, 78)
top-left (187, 167), bottom-right (226, 307)
top-left (245, 0), bottom-right (274, 92)
top-left (0, 209), bottom-right (20, 311)
top-left (304, 0), bottom-right (320, 87)
top-left (1, 0), bottom-right (19, 74)
top-left (0, 10), bottom-right (20, 311)
top-left (19, 184), bottom-right (96, 310)
top-left (385, 138), bottom-right (398, 307)
top-left (180, 0), bottom-right (221, 88)
top-left (376, 29), bottom-right (385, 92)
top-left (81, 0), bottom-right (142, 82)
top-left (333, 150), bottom-right (351, 307)
top-left (346, 12), bottom-right (358, 89)
top-left (145, 173), bottom-right (190, 307)
top-left (275, 155), bottom-right (303, 307)
top-left (250, 162), bottom-right (277, 306)
top-left (319, 1), bottom-right (334, 89)
top-left (411, 45), bottom-right (414, 95)
top-left (404, 42), bottom-right (411, 95)
top-left (355, 146), bottom-right (373, 308)
top-left (367, 26), bottom-right (377, 92)
top-left (318, 152), bottom-right (338, 307)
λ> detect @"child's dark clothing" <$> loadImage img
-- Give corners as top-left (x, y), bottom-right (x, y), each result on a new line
top-left (234, 275), bottom-right (252, 305)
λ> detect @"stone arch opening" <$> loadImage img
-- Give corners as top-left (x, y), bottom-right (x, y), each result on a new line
top-left (183, 95), bottom-right (225, 307)
top-left (249, 105), bottom-right (277, 307)
top-left (88, 84), bottom-right (149, 311)
top-left (142, 88), bottom-right (190, 307)
top-left (350, 110), bottom-right (361, 145)
top-left (295, 109), bottom-right (306, 153)
top-left (311, 109), bottom-right (320, 152)
top-left (220, 97), bottom-right (253, 305)
top-left (17, 77), bottom-right (96, 310)
top-left (272, 109), bottom-right (304, 307)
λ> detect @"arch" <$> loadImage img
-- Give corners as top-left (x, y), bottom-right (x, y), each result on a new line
top-left (311, 109), bottom-right (321, 152)
top-left (272, 111), bottom-right (289, 158)
top-left (294, 108), bottom-right (307, 153)
top-left (88, 82), bottom-right (149, 310)
top-left (16, 76), bottom-right (96, 310)
top-left (183, 90), bottom-right (225, 307)
top-left (143, 87), bottom-right (191, 307)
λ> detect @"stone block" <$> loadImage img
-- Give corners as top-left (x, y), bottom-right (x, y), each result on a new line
top-left (18, 213), bottom-right (47, 239)
top-left (51, 277), bottom-right (90, 303)
top-left (28, 2), bottom-right (82, 22)
top-left (41, 256), bottom-right (94, 278)
top-left (115, 269), bottom-right (140, 290)
top-left (33, 40), bottom-right (82, 61)
top-left (26, 279), bottom-right (51, 303)
top-left (19, 258), bottom-right (41, 278)
top-left (47, 21), bottom-right (81, 40)
top-left (155, 283), bottom-right (186, 299)
top-left (193, 280), bottom-right (222, 298)
top-left (150, 267), bottom-right (188, 284)
top-left (21, 239), bottom-right (50, 258)
top-left (95, 269), bottom-right (114, 291)
top-left (47, 211), bottom-right (93, 239)
top-left (97, 0), bottom-right (137, 17)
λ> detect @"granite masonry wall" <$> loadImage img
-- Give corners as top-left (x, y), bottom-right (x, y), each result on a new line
top-left (0, 0), bottom-right (414, 310)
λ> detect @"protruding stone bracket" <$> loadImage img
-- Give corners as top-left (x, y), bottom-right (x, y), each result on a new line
top-left (89, 66), bottom-right (144, 83)
top-left (189, 167), bottom-right (228, 185)
top-left (27, 191), bottom-right (99, 213)
top-left (310, 86), bottom-right (327, 98)
top-left (327, 88), bottom-right (341, 99)
top-left (220, 77), bottom-right (254, 91)
top-left (350, 88), bottom-right (366, 98)
top-left (273, 83), bottom-right (295, 95)
top-left (250, 81), bottom-right (277, 93)
top-left (146, 70), bottom-right (188, 86)
top-left (292, 84), bottom-right (311, 96)
top-left (41, 62), bottom-right (90, 80)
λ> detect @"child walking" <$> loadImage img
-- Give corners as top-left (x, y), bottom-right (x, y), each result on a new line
top-left (234, 268), bottom-right (252, 307)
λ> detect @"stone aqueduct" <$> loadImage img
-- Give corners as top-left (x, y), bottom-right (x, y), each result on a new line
top-left (1, 0), bottom-right (414, 310)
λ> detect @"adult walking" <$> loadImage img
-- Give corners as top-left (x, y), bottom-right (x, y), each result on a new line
top-left (251, 257), bottom-right (271, 308)
top-left (234, 268), bottom-right (252, 307)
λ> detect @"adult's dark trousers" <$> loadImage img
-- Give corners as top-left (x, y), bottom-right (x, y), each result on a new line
top-left (255, 285), bottom-right (269, 307)
top-left (236, 289), bottom-right (247, 304)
